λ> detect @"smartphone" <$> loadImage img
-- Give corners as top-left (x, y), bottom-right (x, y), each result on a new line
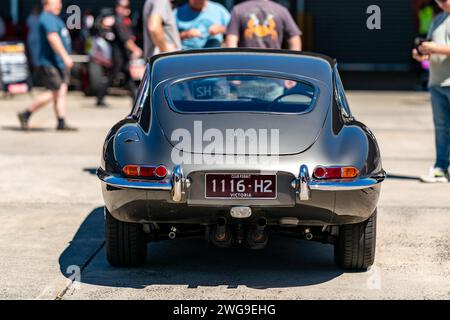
top-left (414, 37), bottom-right (430, 56)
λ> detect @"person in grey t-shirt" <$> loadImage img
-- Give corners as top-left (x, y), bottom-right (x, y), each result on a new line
top-left (143, 0), bottom-right (182, 57)
top-left (226, 0), bottom-right (302, 50)
top-left (413, 0), bottom-right (450, 183)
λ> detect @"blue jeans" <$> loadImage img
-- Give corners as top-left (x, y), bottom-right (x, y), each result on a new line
top-left (430, 86), bottom-right (450, 170)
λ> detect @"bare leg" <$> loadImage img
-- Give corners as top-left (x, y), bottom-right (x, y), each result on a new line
top-left (53, 83), bottom-right (76, 130)
top-left (53, 83), bottom-right (68, 119)
top-left (28, 90), bottom-right (54, 113)
top-left (18, 90), bottom-right (54, 130)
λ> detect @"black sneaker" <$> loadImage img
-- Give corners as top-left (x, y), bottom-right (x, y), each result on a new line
top-left (17, 112), bottom-right (30, 131)
top-left (96, 100), bottom-right (108, 107)
top-left (56, 124), bottom-right (78, 132)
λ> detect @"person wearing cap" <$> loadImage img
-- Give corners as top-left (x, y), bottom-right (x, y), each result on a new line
top-left (143, 0), bottom-right (181, 57)
top-left (413, 0), bottom-right (450, 183)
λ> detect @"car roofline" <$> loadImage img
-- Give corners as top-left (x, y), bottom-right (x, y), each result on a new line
top-left (148, 48), bottom-right (336, 68)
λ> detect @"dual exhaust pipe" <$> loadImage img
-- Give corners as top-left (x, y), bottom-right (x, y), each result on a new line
top-left (168, 218), bottom-right (315, 244)
top-left (210, 217), bottom-right (269, 250)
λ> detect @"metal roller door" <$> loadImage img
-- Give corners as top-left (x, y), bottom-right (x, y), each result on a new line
top-left (305, 0), bottom-right (415, 70)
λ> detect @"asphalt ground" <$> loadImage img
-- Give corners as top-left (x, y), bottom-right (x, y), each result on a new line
top-left (0, 90), bottom-right (449, 299)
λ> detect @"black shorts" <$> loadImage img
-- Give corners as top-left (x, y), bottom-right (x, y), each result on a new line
top-left (39, 66), bottom-right (70, 91)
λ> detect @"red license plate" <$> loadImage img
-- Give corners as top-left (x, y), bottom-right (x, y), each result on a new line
top-left (205, 174), bottom-right (277, 199)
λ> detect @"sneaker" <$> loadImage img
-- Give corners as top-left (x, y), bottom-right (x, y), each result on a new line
top-left (17, 112), bottom-right (29, 131)
top-left (56, 124), bottom-right (78, 132)
top-left (420, 167), bottom-right (448, 183)
top-left (96, 100), bottom-right (108, 107)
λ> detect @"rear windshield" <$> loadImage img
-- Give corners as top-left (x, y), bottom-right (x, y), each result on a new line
top-left (168, 75), bottom-right (316, 113)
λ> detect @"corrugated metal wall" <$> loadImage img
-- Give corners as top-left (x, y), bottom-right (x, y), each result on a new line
top-left (305, 0), bottom-right (415, 69)
top-left (18, 0), bottom-right (147, 15)
top-left (17, 0), bottom-right (291, 16)
top-left (1, 1), bottom-right (11, 17)
top-left (17, 0), bottom-right (228, 15)
top-left (13, 0), bottom-right (416, 70)
top-left (64, 0), bottom-right (145, 11)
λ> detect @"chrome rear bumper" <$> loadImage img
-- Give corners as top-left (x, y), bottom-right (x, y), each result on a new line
top-left (290, 165), bottom-right (385, 201)
top-left (97, 167), bottom-right (172, 191)
top-left (97, 166), bottom-right (189, 203)
top-left (97, 165), bottom-right (385, 202)
top-left (309, 178), bottom-right (382, 191)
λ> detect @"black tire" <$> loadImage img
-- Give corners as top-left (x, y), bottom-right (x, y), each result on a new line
top-left (104, 208), bottom-right (147, 267)
top-left (84, 62), bottom-right (104, 97)
top-left (334, 209), bottom-right (377, 271)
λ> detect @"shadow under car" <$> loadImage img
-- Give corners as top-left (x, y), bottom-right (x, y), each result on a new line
top-left (59, 207), bottom-right (345, 290)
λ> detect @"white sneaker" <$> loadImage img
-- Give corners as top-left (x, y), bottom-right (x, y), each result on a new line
top-left (420, 167), bottom-right (449, 183)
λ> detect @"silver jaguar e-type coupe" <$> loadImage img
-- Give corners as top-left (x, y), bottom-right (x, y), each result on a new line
top-left (97, 49), bottom-right (385, 270)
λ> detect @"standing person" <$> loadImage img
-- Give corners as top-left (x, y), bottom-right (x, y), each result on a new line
top-left (82, 10), bottom-right (95, 38)
top-left (415, 0), bottom-right (439, 90)
top-left (95, 1), bottom-right (143, 106)
top-left (18, 0), bottom-right (76, 131)
top-left (413, 0), bottom-right (450, 182)
top-left (175, 0), bottom-right (230, 49)
top-left (115, 0), bottom-right (142, 59)
top-left (225, 0), bottom-right (302, 50)
top-left (143, 0), bottom-right (181, 57)
top-left (116, 0), bottom-right (134, 31)
top-left (26, 7), bottom-right (41, 68)
top-left (0, 15), bottom-right (5, 40)
top-left (80, 10), bottom-right (95, 52)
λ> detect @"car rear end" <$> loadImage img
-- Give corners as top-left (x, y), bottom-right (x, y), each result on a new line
top-left (98, 50), bottom-right (384, 269)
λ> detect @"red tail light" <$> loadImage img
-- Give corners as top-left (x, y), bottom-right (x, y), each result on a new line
top-left (154, 165), bottom-right (168, 178)
top-left (123, 165), bottom-right (167, 179)
top-left (313, 166), bottom-right (359, 180)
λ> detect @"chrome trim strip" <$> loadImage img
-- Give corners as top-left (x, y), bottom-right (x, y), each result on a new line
top-left (98, 164), bottom-right (383, 199)
top-left (97, 168), bottom-right (172, 191)
top-left (299, 165), bottom-right (311, 201)
top-left (171, 165), bottom-right (184, 202)
top-left (309, 178), bottom-right (381, 191)
top-left (293, 165), bottom-right (385, 199)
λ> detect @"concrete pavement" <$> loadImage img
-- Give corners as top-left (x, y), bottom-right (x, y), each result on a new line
top-left (0, 90), bottom-right (449, 299)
